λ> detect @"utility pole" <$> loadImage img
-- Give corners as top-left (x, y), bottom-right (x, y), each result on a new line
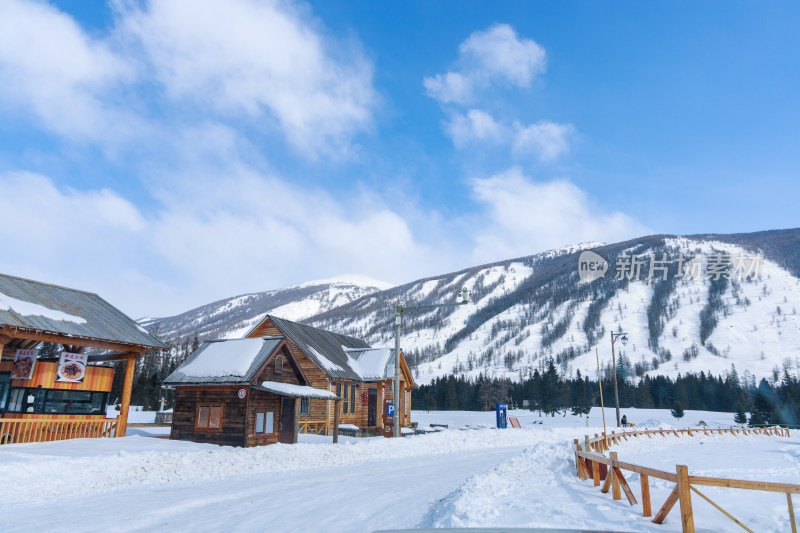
top-left (610, 331), bottom-right (628, 427)
top-left (392, 287), bottom-right (470, 437)
top-left (393, 305), bottom-right (402, 439)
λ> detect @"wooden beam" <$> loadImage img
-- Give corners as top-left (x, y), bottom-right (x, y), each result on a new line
top-left (677, 465), bottom-right (695, 533)
top-left (332, 399), bottom-right (341, 444)
top-left (689, 485), bottom-right (752, 533)
top-left (87, 351), bottom-right (141, 363)
top-left (689, 476), bottom-right (800, 494)
top-left (641, 474), bottom-right (652, 517)
top-left (116, 354), bottom-right (137, 438)
top-left (601, 464), bottom-right (614, 494)
top-left (615, 467), bottom-right (637, 506)
top-left (652, 485), bottom-right (680, 524)
top-left (0, 326), bottom-right (150, 353)
top-left (788, 493), bottom-right (797, 533)
top-left (610, 452), bottom-right (621, 500)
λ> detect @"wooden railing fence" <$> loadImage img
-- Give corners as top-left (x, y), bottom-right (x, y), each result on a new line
top-left (299, 420), bottom-right (328, 435)
top-left (0, 417), bottom-right (118, 444)
top-left (573, 426), bottom-right (797, 533)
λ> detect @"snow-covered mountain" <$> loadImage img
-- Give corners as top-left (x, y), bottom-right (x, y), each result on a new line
top-left (139, 274), bottom-right (393, 341)
top-left (142, 228), bottom-right (800, 385)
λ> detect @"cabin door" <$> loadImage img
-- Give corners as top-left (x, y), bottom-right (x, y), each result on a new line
top-left (368, 389), bottom-right (377, 426)
top-left (279, 398), bottom-right (295, 444)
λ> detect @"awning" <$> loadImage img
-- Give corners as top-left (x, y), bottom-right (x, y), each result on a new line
top-left (258, 381), bottom-right (339, 399)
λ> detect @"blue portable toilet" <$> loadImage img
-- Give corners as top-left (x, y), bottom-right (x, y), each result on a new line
top-left (495, 402), bottom-right (508, 429)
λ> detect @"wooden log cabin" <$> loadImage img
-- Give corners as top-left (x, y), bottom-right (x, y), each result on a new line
top-left (243, 315), bottom-right (415, 435)
top-left (0, 273), bottom-right (169, 444)
top-left (163, 337), bottom-right (339, 446)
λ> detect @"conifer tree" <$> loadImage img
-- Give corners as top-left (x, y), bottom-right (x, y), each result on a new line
top-left (733, 406), bottom-right (748, 425)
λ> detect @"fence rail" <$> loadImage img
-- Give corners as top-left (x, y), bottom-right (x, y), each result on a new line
top-left (299, 420), bottom-right (328, 435)
top-left (572, 426), bottom-right (797, 533)
top-left (0, 417), bottom-right (118, 444)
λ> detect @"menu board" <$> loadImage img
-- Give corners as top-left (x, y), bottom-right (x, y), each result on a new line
top-left (56, 352), bottom-right (88, 383)
top-left (10, 349), bottom-right (37, 380)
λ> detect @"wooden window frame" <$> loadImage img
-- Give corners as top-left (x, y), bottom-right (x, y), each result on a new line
top-left (350, 384), bottom-right (356, 414)
top-left (343, 383), bottom-right (349, 414)
top-left (275, 354), bottom-right (284, 373)
top-left (300, 397), bottom-right (309, 415)
top-left (254, 410), bottom-right (275, 435)
top-left (195, 403), bottom-right (224, 431)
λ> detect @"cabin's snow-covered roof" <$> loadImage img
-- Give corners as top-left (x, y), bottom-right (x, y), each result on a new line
top-left (164, 337), bottom-right (284, 384)
top-left (255, 315), bottom-right (371, 382)
top-left (258, 381), bottom-right (338, 399)
top-left (344, 347), bottom-right (394, 381)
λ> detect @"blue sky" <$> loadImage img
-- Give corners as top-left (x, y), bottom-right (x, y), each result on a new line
top-left (0, 0), bottom-right (798, 317)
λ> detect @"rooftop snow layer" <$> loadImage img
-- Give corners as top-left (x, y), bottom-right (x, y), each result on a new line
top-left (259, 381), bottom-right (338, 399)
top-left (0, 293), bottom-right (87, 324)
top-left (344, 346), bottom-right (393, 380)
top-left (179, 338), bottom-right (270, 378)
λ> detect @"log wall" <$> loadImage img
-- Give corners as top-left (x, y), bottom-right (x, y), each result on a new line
top-left (171, 385), bottom-right (248, 447)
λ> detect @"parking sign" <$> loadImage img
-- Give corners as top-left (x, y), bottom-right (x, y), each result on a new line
top-left (386, 404), bottom-right (395, 416)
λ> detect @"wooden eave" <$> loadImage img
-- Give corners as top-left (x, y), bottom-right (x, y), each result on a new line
top-left (0, 325), bottom-right (158, 356)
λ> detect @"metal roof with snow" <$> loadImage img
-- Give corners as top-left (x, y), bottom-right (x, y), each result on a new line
top-left (163, 337), bottom-right (284, 385)
top-left (260, 315), bottom-right (371, 382)
top-left (0, 273), bottom-right (167, 350)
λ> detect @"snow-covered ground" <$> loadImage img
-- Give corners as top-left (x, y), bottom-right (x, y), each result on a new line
top-left (1, 408), bottom-right (796, 532)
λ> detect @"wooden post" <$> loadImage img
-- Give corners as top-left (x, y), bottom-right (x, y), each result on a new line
top-left (593, 459), bottom-right (600, 487)
top-left (641, 474), bottom-right (652, 517)
top-left (377, 383), bottom-right (384, 428)
top-left (332, 398), bottom-right (341, 443)
top-left (788, 493), bottom-right (797, 533)
top-left (293, 398), bottom-right (300, 444)
top-left (676, 464), bottom-right (695, 533)
top-left (585, 435), bottom-right (591, 456)
top-left (610, 452), bottom-right (621, 500)
top-left (116, 354), bottom-right (138, 438)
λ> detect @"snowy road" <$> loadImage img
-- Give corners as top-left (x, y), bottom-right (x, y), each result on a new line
top-left (4, 446), bottom-right (523, 533)
top-left (1, 408), bottom-right (798, 533)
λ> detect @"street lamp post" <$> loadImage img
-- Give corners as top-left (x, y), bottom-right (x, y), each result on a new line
top-left (393, 287), bottom-right (470, 437)
top-left (609, 331), bottom-right (628, 427)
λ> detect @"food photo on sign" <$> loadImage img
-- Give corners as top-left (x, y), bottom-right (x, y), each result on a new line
top-left (10, 349), bottom-right (37, 380)
top-left (56, 352), bottom-right (88, 383)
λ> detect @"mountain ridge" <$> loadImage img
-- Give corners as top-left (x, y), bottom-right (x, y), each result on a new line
top-left (141, 228), bottom-right (800, 385)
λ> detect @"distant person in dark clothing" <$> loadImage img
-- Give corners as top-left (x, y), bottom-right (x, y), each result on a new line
top-left (621, 415), bottom-right (628, 427)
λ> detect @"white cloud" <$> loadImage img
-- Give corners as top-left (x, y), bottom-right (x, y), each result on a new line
top-left (0, 169), bottom-right (453, 317)
top-left (0, 0), bottom-right (376, 158)
top-left (424, 24), bottom-right (546, 105)
top-left (470, 168), bottom-right (648, 263)
top-left (443, 111), bottom-right (574, 162)
top-left (0, 0), bottom-right (140, 144)
top-left (120, 0), bottom-right (377, 158)
top-left (444, 109), bottom-right (508, 148)
top-left (512, 121), bottom-right (575, 161)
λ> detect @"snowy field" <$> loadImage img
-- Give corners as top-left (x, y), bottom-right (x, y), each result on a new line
top-left (0, 407), bottom-right (797, 532)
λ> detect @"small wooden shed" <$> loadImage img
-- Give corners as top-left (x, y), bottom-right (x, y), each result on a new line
top-left (164, 337), bottom-right (338, 447)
